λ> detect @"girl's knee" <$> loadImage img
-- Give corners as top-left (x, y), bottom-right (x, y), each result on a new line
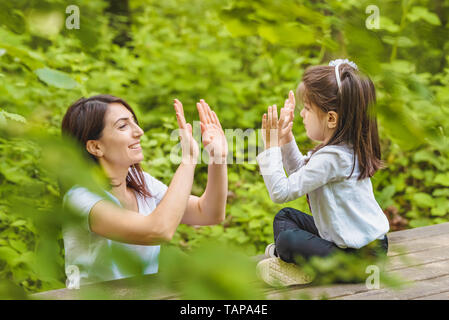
top-left (274, 207), bottom-right (304, 222)
top-left (274, 207), bottom-right (294, 219)
top-left (275, 229), bottom-right (300, 262)
top-left (273, 207), bottom-right (293, 231)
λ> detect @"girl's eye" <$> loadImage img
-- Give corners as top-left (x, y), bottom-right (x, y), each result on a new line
top-left (119, 124), bottom-right (127, 129)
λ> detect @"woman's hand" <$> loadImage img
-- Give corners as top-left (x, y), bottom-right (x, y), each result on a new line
top-left (278, 90), bottom-right (295, 146)
top-left (261, 104), bottom-right (279, 150)
top-left (174, 99), bottom-right (199, 165)
top-left (197, 99), bottom-right (228, 164)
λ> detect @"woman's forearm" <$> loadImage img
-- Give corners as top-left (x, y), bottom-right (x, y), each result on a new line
top-left (147, 162), bottom-right (196, 240)
top-left (198, 162), bottom-right (228, 223)
top-left (89, 162), bottom-right (196, 246)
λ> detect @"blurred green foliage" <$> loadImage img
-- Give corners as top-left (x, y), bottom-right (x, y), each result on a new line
top-left (0, 0), bottom-right (448, 298)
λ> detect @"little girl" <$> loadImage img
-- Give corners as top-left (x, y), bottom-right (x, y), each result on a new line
top-left (256, 59), bottom-right (390, 287)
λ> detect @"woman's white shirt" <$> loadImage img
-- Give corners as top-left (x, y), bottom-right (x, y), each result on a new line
top-left (256, 140), bottom-right (389, 249)
top-left (62, 171), bottom-right (168, 286)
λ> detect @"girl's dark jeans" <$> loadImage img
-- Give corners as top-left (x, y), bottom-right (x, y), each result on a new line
top-left (273, 207), bottom-right (388, 264)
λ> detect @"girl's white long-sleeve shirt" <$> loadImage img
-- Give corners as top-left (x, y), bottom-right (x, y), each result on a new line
top-left (256, 140), bottom-right (390, 249)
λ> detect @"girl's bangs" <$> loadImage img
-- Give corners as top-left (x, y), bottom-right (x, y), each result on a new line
top-left (296, 81), bottom-right (308, 109)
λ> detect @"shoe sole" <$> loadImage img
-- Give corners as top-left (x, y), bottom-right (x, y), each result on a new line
top-left (256, 257), bottom-right (314, 287)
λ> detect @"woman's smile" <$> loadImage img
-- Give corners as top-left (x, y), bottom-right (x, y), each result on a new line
top-left (129, 142), bottom-right (142, 150)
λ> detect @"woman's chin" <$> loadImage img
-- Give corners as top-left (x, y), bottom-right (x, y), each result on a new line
top-left (134, 156), bottom-right (144, 164)
top-left (130, 155), bottom-right (144, 165)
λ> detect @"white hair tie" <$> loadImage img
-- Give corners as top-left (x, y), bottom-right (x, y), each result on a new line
top-left (329, 59), bottom-right (358, 91)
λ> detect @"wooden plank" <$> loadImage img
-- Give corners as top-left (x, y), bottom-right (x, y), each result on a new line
top-left (413, 291), bottom-right (449, 300)
top-left (391, 259), bottom-right (449, 282)
top-left (267, 258), bottom-right (449, 300)
top-left (388, 232), bottom-right (449, 257)
top-left (32, 223), bottom-right (449, 300)
top-left (387, 222), bottom-right (449, 243)
top-left (263, 241), bottom-right (449, 299)
top-left (266, 283), bottom-right (367, 300)
top-left (387, 244), bottom-right (449, 271)
top-left (32, 274), bottom-right (178, 300)
top-left (337, 274), bottom-right (449, 300)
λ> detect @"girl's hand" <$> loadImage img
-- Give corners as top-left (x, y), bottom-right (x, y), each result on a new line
top-left (174, 99), bottom-right (199, 165)
top-left (197, 99), bottom-right (228, 164)
top-left (278, 90), bottom-right (295, 146)
top-left (262, 105), bottom-right (279, 150)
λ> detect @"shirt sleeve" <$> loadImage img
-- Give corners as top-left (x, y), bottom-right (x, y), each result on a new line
top-left (256, 146), bottom-right (352, 204)
top-left (143, 172), bottom-right (168, 206)
top-left (280, 139), bottom-right (308, 175)
top-left (63, 187), bottom-right (107, 233)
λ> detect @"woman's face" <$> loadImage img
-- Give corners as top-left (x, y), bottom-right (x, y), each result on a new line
top-left (96, 102), bottom-right (144, 168)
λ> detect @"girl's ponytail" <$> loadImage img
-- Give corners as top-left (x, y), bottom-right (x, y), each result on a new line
top-left (338, 65), bottom-right (383, 179)
top-left (300, 63), bottom-right (383, 180)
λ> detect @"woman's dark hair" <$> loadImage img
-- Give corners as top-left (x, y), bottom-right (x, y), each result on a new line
top-left (298, 64), bottom-right (384, 180)
top-left (61, 94), bottom-right (151, 198)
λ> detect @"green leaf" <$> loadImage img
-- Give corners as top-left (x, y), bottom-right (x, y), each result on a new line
top-left (257, 23), bottom-right (315, 46)
top-left (433, 189), bottom-right (449, 197)
top-left (222, 18), bottom-right (255, 37)
top-left (0, 109), bottom-right (26, 123)
top-left (8, 239), bottom-right (28, 253)
top-left (407, 7), bottom-right (441, 26)
top-left (431, 207), bottom-right (447, 217)
top-left (379, 16), bottom-right (400, 33)
top-left (410, 168), bottom-right (424, 179)
top-left (0, 43), bottom-right (45, 70)
top-left (382, 36), bottom-right (415, 48)
top-left (0, 246), bottom-right (20, 262)
top-left (430, 198), bottom-right (449, 217)
top-left (411, 193), bottom-right (435, 208)
top-left (34, 68), bottom-right (79, 89)
top-left (0, 112), bottom-right (6, 126)
top-left (409, 218), bottom-right (433, 228)
top-left (434, 173), bottom-right (449, 187)
top-left (10, 220), bottom-right (27, 227)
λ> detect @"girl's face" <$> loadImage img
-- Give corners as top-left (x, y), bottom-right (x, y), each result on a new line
top-left (95, 103), bottom-right (144, 168)
top-left (299, 101), bottom-right (329, 142)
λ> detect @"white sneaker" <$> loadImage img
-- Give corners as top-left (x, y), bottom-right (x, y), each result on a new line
top-left (256, 257), bottom-right (314, 287)
top-left (265, 243), bottom-right (277, 258)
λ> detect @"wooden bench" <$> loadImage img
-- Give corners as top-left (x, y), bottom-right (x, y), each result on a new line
top-left (32, 222), bottom-right (449, 300)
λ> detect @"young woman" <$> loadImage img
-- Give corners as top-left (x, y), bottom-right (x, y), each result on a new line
top-left (61, 95), bottom-right (228, 286)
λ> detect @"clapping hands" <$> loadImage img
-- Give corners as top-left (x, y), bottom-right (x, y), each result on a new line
top-left (261, 90), bottom-right (295, 149)
top-left (174, 99), bottom-right (227, 165)
top-left (174, 99), bottom-right (199, 165)
top-left (196, 99), bottom-right (228, 164)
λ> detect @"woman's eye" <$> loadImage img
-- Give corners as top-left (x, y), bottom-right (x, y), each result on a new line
top-left (119, 124), bottom-right (127, 129)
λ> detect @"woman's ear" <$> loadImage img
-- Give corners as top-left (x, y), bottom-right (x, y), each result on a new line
top-left (327, 111), bottom-right (338, 129)
top-left (86, 140), bottom-right (103, 158)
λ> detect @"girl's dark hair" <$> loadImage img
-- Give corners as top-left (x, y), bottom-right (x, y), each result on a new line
top-left (61, 94), bottom-right (151, 198)
top-left (298, 64), bottom-right (384, 180)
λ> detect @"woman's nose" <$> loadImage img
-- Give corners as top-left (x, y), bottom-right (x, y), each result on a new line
top-left (133, 123), bottom-right (144, 137)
